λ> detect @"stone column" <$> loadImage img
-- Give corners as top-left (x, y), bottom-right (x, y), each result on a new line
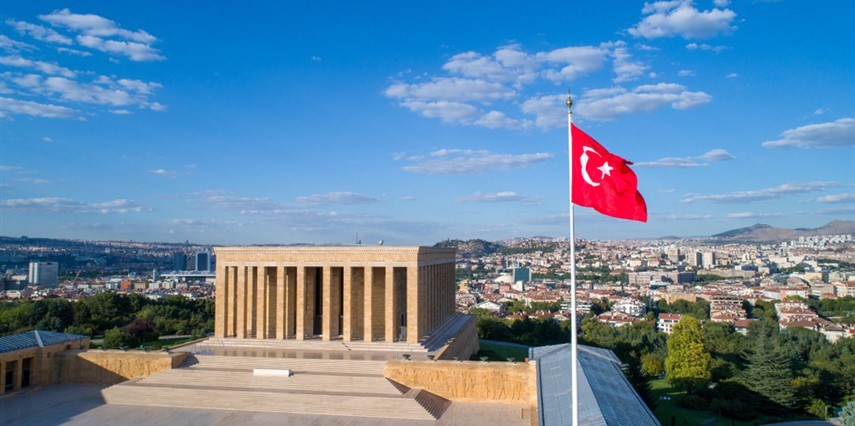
top-left (236, 265), bottom-right (246, 338)
top-left (276, 265), bottom-right (286, 339)
top-left (406, 264), bottom-right (420, 344)
top-left (215, 262), bottom-right (228, 338)
top-left (296, 266), bottom-right (307, 340)
top-left (343, 266), bottom-right (353, 341)
top-left (0, 360), bottom-right (5, 396)
top-left (322, 265), bottom-right (333, 341)
top-left (228, 266), bottom-right (237, 337)
top-left (385, 266), bottom-right (398, 342)
top-left (363, 267), bottom-right (375, 341)
top-left (256, 267), bottom-right (267, 338)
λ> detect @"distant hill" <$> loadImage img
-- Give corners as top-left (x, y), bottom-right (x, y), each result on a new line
top-left (433, 239), bottom-right (502, 257)
top-left (711, 220), bottom-right (855, 242)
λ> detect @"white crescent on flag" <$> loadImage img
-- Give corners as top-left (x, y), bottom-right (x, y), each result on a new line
top-left (580, 146), bottom-right (601, 187)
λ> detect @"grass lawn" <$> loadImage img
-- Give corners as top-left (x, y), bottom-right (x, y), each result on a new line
top-left (650, 378), bottom-right (752, 426)
top-left (476, 340), bottom-right (529, 361)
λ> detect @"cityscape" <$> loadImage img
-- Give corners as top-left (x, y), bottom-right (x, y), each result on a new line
top-left (1, 1), bottom-right (854, 425)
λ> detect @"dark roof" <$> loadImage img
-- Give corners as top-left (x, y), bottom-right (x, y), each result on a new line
top-left (0, 330), bottom-right (87, 354)
top-left (530, 343), bottom-right (660, 426)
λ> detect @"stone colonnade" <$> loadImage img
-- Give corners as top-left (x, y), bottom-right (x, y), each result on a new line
top-left (214, 247), bottom-right (456, 345)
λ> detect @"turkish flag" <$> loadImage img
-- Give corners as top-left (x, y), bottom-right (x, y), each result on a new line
top-left (571, 124), bottom-right (647, 222)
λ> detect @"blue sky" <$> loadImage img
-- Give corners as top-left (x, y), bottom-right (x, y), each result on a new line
top-left (1, 1), bottom-right (853, 245)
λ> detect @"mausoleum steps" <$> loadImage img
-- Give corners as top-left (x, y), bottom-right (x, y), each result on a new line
top-left (101, 353), bottom-right (449, 421)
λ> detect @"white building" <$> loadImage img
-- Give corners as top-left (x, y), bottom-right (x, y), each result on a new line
top-left (657, 313), bottom-right (683, 335)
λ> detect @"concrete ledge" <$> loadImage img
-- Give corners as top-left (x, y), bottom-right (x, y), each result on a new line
top-left (253, 368), bottom-right (292, 377)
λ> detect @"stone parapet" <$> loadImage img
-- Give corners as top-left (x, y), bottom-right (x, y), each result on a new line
top-left (384, 359), bottom-right (537, 406)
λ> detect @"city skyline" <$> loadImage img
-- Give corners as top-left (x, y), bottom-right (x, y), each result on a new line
top-left (1, 1), bottom-right (853, 245)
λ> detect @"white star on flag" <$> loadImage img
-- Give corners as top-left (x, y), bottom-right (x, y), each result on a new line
top-left (597, 161), bottom-right (613, 179)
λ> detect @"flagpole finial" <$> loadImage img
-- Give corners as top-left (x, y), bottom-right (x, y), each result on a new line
top-left (566, 91), bottom-right (573, 111)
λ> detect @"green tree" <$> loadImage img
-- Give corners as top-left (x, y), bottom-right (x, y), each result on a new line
top-left (665, 316), bottom-right (711, 394)
top-left (741, 327), bottom-right (797, 413)
top-left (641, 353), bottom-right (664, 376)
top-left (102, 327), bottom-right (139, 349)
top-left (840, 399), bottom-right (855, 426)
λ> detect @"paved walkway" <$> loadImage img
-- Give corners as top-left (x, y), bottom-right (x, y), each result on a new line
top-left (2, 384), bottom-right (530, 425)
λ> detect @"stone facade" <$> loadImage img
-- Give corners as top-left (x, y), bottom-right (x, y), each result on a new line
top-left (214, 246), bottom-right (456, 344)
top-left (384, 359), bottom-right (538, 405)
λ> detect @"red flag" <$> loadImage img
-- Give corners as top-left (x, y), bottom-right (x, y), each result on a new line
top-left (571, 124), bottom-right (647, 222)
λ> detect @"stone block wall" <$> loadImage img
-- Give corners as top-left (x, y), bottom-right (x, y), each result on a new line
top-left (434, 315), bottom-right (479, 361)
top-left (57, 350), bottom-right (189, 385)
top-left (384, 359), bottom-right (538, 405)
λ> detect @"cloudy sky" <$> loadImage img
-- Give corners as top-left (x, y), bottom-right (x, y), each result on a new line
top-left (1, 1), bottom-right (853, 245)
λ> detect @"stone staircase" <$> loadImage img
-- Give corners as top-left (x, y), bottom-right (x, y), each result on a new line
top-left (101, 354), bottom-right (449, 421)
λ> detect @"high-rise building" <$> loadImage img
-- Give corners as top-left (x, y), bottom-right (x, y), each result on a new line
top-left (195, 251), bottom-right (211, 272)
top-left (28, 261), bottom-right (58, 288)
top-left (172, 252), bottom-right (187, 271)
top-left (702, 252), bottom-right (716, 269)
top-left (512, 267), bottom-right (531, 283)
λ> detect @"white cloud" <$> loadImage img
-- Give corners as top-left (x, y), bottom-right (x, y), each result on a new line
top-left (310, 56), bottom-right (321, 61)
top-left (55, 47), bottom-right (91, 57)
top-left (7, 75), bottom-right (165, 111)
top-left (726, 212), bottom-right (784, 219)
top-left (629, 0), bottom-right (737, 39)
top-left (0, 197), bottom-right (149, 213)
top-left (575, 82), bottom-right (711, 121)
top-left (537, 45), bottom-right (608, 82)
top-left (662, 213), bottom-right (714, 220)
top-left (677, 69), bottom-right (694, 77)
top-left (635, 147), bottom-right (734, 168)
top-left (442, 45), bottom-right (538, 86)
top-left (0, 55), bottom-right (76, 78)
top-left (0, 96), bottom-right (78, 118)
top-left (457, 191), bottom-right (541, 203)
top-left (685, 42), bottom-right (729, 53)
top-left (402, 149), bottom-right (552, 175)
top-left (611, 46), bottom-right (647, 83)
top-left (0, 35), bottom-right (37, 53)
top-left (699, 149), bottom-right (735, 161)
top-left (761, 118), bottom-right (855, 149)
top-left (192, 190), bottom-right (282, 213)
top-left (387, 42), bottom-right (709, 129)
top-left (296, 192), bottom-right (380, 206)
top-left (14, 177), bottom-right (50, 184)
top-left (75, 35), bottom-right (164, 62)
top-left (813, 193), bottom-right (855, 203)
top-left (401, 196), bottom-right (416, 201)
top-left (683, 181), bottom-right (844, 203)
top-left (147, 168), bottom-right (177, 178)
top-left (635, 157), bottom-right (703, 168)
top-left (520, 94), bottom-right (567, 129)
top-left (726, 73), bottom-right (738, 78)
top-left (385, 77), bottom-right (515, 103)
top-left (36, 9), bottom-right (164, 61)
top-left (39, 9), bottom-right (155, 42)
top-left (5, 19), bottom-right (72, 44)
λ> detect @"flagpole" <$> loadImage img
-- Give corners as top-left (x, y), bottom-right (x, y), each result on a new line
top-left (567, 93), bottom-right (579, 426)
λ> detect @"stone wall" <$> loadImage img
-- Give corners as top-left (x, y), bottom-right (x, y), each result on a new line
top-left (57, 350), bottom-right (189, 385)
top-left (434, 315), bottom-right (479, 360)
top-left (384, 359), bottom-right (537, 405)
